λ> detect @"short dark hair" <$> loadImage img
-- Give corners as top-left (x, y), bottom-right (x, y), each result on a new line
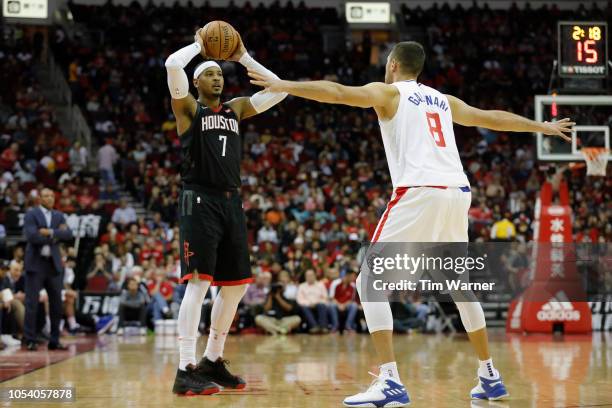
top-left (390, 41), bottom-right (425, 76)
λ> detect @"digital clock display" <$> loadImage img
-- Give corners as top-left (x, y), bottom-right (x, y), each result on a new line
top-left (558, 22), bottom-right (608, 78)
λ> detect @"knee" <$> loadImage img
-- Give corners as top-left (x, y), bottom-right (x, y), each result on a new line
top-left (455, 302), bottom-right (486, 332)
top-left (220, 284), bottom-right (248, 300)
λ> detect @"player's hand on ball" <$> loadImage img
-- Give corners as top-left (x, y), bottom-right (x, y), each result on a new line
top-left (194, 28), bottom-right (208, 58)
top-left (226, 32), bottom-right (247, 62)
top-left (542, 118), bottom-right (574, 142)
top-left (248, 70), bottom-right (285, 93)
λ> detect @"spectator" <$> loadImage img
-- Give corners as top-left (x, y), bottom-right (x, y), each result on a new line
top-left (86, 253), bottom-right (113, 292)
top-left (391, 293), bottom-right (429, 333)
top-left (68, 140), bottom-right (88, 174)
top-left (328, 271), bottom-right (358, 333)
top-left (255, 282), bottom-right (301, 335)
top-left (3, 260), bottom-right (25, 338)
top-left (491, 213), bottom-right (517, 241)
top-left (296, 269), bottom-right (330, 334)
top-left (111, 198), bottom-right (137, 228)
top-left (117, 277), bottom-right (147, 335)
top-left (97, 139), bottom-right (118, 186)
top-left (0, 261), bottom-right (21, 346)
top-left (257, 221), bottom-right (279, 244)
top-left (0, 143), bottom-right (19, 171)
top-left (242, 272), bottom-right (271, 324)
top-left (279, 270), bottom-right (298, 301)
top-left (61, 253), bottom-right (80, 334)
top-left (147, 268), bottom-right (173, 324)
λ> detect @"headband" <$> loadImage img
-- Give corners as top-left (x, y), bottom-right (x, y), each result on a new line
top-left (193, 61), bottom-right (222, 79)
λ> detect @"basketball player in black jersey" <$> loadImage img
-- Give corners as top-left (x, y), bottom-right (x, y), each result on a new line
top-left (165, 29), bottom-right (287, 396)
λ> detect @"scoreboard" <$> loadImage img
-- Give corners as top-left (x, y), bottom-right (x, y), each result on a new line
top-left (558, 22), bottom-right (608, 78)
top-left (2, 0), bottom-right (56, 24)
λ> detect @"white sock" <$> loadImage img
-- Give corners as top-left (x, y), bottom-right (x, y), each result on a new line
top-left (379, 361), bottom-right (400, 382)
top-left (44, 316), bottom-right (51, 333)
top-left (478, 358), bottom-right (499, 379)
top-left (177, 279), bottom-right (210, 371)
top-left (203, 285), bottom-right (248, 362)
top-left (67, 316), bottom-right (78, 330)
top-left (204, 327), bottom-right (227, 362)
top-left (179, 336), bottom-right (197, 371)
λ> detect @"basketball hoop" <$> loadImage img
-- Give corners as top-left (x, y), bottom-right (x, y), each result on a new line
top-left (581, 147), bottom-right (609, 176)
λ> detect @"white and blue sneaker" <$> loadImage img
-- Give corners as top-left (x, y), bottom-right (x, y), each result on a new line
top-left (95, 315), bottom-right (115, 335)
top-left (343, 372), bottom-right (410, 407)
top-left (471, 375), bottom-right (509, 400)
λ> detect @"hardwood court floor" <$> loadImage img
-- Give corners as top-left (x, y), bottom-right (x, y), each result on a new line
top-left (2, 330), bottom-right (611, 407)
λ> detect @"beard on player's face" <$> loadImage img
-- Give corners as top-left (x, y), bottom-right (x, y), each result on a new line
top-left (196, 70), bottom-right (224, 98)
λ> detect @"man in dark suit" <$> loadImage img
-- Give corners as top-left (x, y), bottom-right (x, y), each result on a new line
top-left (23, 188), bottom-right (74, 351)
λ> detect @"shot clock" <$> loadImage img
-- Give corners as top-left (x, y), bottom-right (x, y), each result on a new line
top-left (558, 22), bottom-right (608, 78)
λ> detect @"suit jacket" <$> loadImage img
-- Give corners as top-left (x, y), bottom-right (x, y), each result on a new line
top-left (23, 207), bottom-right (74, 275)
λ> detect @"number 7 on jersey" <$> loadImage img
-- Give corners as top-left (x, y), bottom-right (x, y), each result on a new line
top-left (426, 112), bottom-right (446, 147)
top-left (218, 135), bottom-right (227, 157)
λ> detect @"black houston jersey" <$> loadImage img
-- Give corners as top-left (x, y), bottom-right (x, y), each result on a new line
top-left (180, 102), bottom-right (241, 189)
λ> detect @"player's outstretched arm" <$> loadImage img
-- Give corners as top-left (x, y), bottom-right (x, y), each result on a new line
top-left (164, 29), bottom-right (204, 134)
top-left (249, 71), bottom-right (398, 113)
top-left (446, 94), bottom-right (574, 141)
top-left (224, 33), bottom-right (288, 120)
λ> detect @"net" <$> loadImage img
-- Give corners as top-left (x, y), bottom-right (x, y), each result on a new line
top-left (581, 147), bottom-right (609, 176)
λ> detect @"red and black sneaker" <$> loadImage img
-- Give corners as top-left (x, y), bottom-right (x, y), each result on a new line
top-left (194, 357), bottom-right (246, 389)
top-left (172, 364), bottom-right (220, 396)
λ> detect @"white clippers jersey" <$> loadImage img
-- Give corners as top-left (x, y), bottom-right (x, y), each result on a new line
top-left (378, 80), bottom-right (470, 188)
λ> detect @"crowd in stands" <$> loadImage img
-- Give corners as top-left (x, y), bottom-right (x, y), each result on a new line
top-left (0, 2), bottom-right (610, 346)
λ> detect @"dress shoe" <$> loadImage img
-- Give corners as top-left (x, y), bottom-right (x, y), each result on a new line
top-left (48, 342), bottom-right (68, 351)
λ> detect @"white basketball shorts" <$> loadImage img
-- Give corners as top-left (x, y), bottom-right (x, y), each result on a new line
top-left (371, 186), bottom-right (472, 243)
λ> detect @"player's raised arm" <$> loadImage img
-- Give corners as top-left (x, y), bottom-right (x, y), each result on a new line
top-left (223, 34), bottom-right (288, 120)
top-left (249, 72), bottom-right (398, 114)
top-left (164, 29), bottom-right (205, 133)
top-left (446, 94), bottom-right (574, 141)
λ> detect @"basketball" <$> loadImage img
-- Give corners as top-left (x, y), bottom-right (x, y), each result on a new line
top-left (200, 20), bottom-right (239, 60)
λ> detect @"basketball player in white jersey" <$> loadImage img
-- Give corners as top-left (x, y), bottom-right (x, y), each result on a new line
top-left (249, 41), bottom-right (573, 407)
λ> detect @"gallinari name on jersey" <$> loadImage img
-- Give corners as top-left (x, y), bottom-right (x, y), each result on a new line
top-left (407, 91), bottom-right (449, 112)
top-left (202, 115), bottom-right (239, 133)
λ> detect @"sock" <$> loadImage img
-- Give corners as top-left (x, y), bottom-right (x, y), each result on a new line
top-left (44, 316), bottom-right (51, 333)
top-left (379, 361), bottom-right (400, 381)
top-left (177, 279), bottom-right (210, 371)
top-left (478, 358), bottom-right (499, 379)
top-left (204, 328), bottom-right (227, 362)
top-left (67, 316), bottom-right (78, 330)
top-left (203, 285), bottom-right (247, 362)
top-left (179, 337), bottom-right (197, 371)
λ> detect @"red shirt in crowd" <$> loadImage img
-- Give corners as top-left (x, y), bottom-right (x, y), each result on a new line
top-left (0, 147), bottom-right (17, 170)
top-left (147, 280), bottom-right (173, 299)
top-left (333, 282), bottom-right (356, 304)
top-left (53, 150), bottom-right (70, 171)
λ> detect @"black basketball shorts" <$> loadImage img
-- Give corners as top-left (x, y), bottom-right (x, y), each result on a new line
top-left (178, 185), bottom-right (253, 286)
